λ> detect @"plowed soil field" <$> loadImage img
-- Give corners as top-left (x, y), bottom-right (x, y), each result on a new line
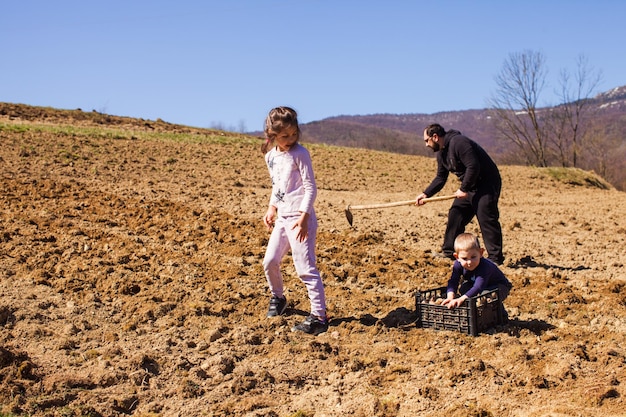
top-left (1, 103), bottom-right (625, 416)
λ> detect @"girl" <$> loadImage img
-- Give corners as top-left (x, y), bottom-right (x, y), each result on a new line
top-left (261, 106), bottom-right (328, 335)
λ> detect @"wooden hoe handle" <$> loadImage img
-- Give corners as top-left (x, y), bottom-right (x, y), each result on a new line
top-left (347, 194), bottom-right (456, 211)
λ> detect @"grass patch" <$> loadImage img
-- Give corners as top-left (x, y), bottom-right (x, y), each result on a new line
top-left (0, 121), bottom-right (256, 146)
top-left (289, 411), bottom-right (313, 417)
top-left (539, 167), bottom-right (612, 190)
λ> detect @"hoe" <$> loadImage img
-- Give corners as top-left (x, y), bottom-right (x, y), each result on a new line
top-left (345, 194), bottom-right (456, 226)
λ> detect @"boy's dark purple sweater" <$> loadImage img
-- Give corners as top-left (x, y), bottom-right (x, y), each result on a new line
top-left (447, 258), bottom-right (511, 298)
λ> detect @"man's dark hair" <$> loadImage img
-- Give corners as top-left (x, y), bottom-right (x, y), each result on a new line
top-left (425, 123), bottom-right (446, 138)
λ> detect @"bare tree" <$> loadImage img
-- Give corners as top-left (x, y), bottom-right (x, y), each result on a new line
top-left (210, 121), bottom-right (225, 130)
top-left (488, 50), bottom-right (549, 166)
top-left (582, 118), bottom-right (626, 190)
top-left (550, 55), bottom-right (602, 167)
top-left (237, 119), bottom-right (247, 133)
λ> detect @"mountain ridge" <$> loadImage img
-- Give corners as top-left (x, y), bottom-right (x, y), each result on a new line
top-left (300, 85), bottom-right (626, 189)
top-left (303, 84), bottom-right (626, 150)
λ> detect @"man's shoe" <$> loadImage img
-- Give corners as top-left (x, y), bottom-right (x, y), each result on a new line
top-left (431, 251), bottom-right (455, 261)
top-left (267, 296), bottom-right (287, 317)
top-left (291, 315), bottom-right (328, 335)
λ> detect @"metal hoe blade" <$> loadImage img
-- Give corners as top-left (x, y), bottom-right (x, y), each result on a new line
top-left (345, 205), bottom-right (354, 226)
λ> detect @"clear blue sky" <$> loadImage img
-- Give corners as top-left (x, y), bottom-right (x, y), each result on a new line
top-left (3, 1), bottom-right (625, 132)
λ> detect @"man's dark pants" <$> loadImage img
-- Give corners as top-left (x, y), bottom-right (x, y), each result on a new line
top-left (442, 180), bottom-right (504, 264)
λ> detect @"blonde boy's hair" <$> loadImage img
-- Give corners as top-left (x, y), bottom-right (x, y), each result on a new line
top-left (454, 233), bottom-right (481, 253)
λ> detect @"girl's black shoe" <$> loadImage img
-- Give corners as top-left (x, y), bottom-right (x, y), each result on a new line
top-left (267, 296), bottom-right (287, 317)
top-left (291, 315), bottom-right (328, 335)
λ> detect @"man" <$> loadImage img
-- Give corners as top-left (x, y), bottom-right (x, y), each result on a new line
top-left (416, 123), bottom-right (504, 265)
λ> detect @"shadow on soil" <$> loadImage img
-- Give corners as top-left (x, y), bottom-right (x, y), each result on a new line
top-left (329, 307), bottom-right (417, 329)
top-left (510, 255), bottom-right (591, 271)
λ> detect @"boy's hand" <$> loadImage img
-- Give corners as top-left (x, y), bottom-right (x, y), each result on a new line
top-left (442, 294), bottom-right (468, 309)
top-left (441, 292), bottom-right (456, 307)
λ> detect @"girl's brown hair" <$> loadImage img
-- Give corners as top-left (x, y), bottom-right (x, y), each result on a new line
top-left (261, 106), bottom-right (301, 153)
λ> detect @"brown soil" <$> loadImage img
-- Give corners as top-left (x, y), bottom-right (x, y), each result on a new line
top-left (1, 104), bottom-right (625, 417)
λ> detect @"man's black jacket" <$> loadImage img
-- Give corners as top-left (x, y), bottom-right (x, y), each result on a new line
top-left (424, 129), bottom-right (501, 196)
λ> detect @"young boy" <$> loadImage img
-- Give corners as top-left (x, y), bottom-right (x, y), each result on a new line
top-left (442, 233), bottom-right (512, 321)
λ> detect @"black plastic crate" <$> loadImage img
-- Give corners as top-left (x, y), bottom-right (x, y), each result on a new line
top-left (415, 286), bottom-right (504, 336)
